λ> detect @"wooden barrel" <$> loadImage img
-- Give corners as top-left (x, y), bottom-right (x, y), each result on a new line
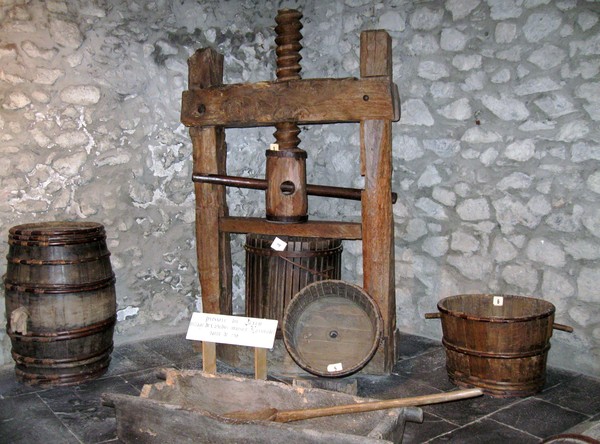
top-left (245, 234), bottom-right (342, 337)
top-left (427, 294), bottom-right (573, 397)
top-left (282, 280), bottom-right (382, 377)
top-left (4, 221), bottom-right (116, 386)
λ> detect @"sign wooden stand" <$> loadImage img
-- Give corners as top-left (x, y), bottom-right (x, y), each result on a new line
top-left (187, 313), bottom-right (277, 380)
top-left (181, 10), bottom-right (400, 374)
top-left (201, 342), bottom-right (267, 380)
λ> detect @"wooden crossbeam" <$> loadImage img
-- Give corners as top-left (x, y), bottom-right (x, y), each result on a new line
top-left (219, 216), bottom-right (362, 240)
top-left (181, 77), bottom-right (397, 128)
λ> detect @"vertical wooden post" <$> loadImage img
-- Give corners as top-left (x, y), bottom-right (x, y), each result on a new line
top-left (202, 341), bottom-right (217, 374)
top-left (254, 347), bottom-right (267, 380)
top-left (187, 48), bottom-right (232, 315)
top-left (360, 31), bottom-right (397, 373)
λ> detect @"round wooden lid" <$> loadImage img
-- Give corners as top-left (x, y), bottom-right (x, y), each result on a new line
top-left (283, 280), bottom-right (382, 377)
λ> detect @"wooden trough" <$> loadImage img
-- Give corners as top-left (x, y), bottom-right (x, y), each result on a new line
top-left (103, 369), bottom-right (423, 443)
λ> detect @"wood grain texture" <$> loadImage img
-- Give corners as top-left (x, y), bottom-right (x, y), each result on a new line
top-left (245, 235), bottom-right (342, 337)
top-left (265, 151), bottom-right (308, 222)
top-left (5, 222), bottom-right (116, 386)
top-left (188, 48), bottom-right (232, 315)
top-left (202, 341), bottom-right (217, 374)
top-left (104, 391), bottom-right (397, 444)
top-left (433, 294), bottom-right (572, 397)
top-left (181, 77), bottom-right (396, 127)
top-left (183, 29), bottom-right (400, 376)
top-left (360, 31), bottom-right (392, 78)
top-left (359, 30), bottom-right (397, 373)
top-left (254, 347), bottom-right (267, 380)
top-left (227, 388), bottom-right (482, 423)
top-left (105, 369), bottom-right (417, 443)
top-left (282, 280), bottom-right (382, 378)
top-left (220, 216), bottom-right (362, 239)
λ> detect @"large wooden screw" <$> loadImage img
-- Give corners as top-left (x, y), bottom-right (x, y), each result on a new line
top-left (266, 9), bottom-right (308, 223)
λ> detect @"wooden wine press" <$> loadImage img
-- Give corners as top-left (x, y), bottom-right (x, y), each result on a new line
top-left (181, 9), bottom-right (400, 374)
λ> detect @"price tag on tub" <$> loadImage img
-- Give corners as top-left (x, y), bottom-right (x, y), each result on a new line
top-left (186, 313), bottom-right (278, 349)
top-left (493, 296), bottom-right (504, 306)
top-left (271, 237), bottom-right (287, 252)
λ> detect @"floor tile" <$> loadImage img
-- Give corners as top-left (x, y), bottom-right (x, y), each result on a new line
top-left (397, 333), bottom-right (441, 359)
top-left (101, 349), bottom-right (147, 377)
top-left (542, 366), bottom-right (580, 392)
top-left (0, 365), bottom-right (47, 399)
top-left (119, 368), bottom-right (164, 392)
top-left (490, 397), bottom-right (589, 439)
top-left (393, 347), bottom-right (457, 391)
top-left (402, 412), bottom-right (457, 444)
top-left (429, 418), bottom-right (540, 443)
top-left (0, 393), bottom-right (80, 444)
top-left (357, 373), bottom-right (449, 402)
top-left (424, 392), bottom-right (518, 426)
top-left (113, 342), bottom-right (173, 370)
top-left (174, 353), bottom-right (204, 370)
top-left (37, 376), bottom-right (138, 444)
top-left (140, 334), bottom-right (196, 364)
top-left (537, 375), bottom-right (600, 416)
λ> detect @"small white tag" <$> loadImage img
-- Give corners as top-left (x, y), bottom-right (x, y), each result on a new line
top-left (269, 143), bottom-right (279, 151)
top-left (493, 296), bottom-right (504, 306)
top-left (271, 237), bottom-right (287, 251)
top-left (327, 363), bottom-right (343, 372)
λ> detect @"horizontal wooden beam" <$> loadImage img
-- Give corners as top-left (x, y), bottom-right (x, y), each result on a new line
top-left (219, 217), bottom-right (362, 240)
top-left (181, 77), bottom-right (397, 128)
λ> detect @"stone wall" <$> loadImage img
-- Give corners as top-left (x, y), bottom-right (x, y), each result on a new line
top-left (0, 0), bottom-right (598, 376)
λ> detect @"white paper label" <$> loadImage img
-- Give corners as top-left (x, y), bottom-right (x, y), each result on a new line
top-left (271, 237), bottom-right (287, 251)
top-left (269, 143), bottom-right (279, 151)
top-left (327, 363), bottom-right (343, 372)
top-left (493, 296), bottom-right (504, 306)
top-left (186, 313), bottom-right (278, 349)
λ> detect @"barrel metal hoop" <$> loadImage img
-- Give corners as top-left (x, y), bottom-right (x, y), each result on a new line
top-left (4, 275), bottom-right (116, 294)
top-left (11, 344), bottom-right (113, 368)
top-left (7, 251), bottom-right (112, 265)
top-left (437, 309), bottom-right (555, 323)
top-left (8, 315), bottom-right (117, 342)
top-left (14, 360), bottom-right (110, 385)
top-left (437, 294), bottom-right (555, 323)
top-left (442, 337), bottom-right (551, 359)
top-left (8, 233), bottom-right (107, 247)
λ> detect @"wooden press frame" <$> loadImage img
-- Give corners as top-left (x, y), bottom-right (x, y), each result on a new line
top-left (181, 31), bottom-right (399, 374)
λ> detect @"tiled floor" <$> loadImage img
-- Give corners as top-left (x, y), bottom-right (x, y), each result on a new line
top-left (1, 332), bottom-right (599, 443)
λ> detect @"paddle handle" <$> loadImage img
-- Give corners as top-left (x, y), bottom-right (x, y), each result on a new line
top-left (274, 387), bottom-right (483, 423)
top-left (553, 323), bottom-right (574, 333)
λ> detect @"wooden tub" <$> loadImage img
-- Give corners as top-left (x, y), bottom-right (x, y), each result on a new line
top-left (103, 369), bottom-right (422, 443)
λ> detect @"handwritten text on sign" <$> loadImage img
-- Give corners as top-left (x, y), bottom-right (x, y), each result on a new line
top-left (186, 313), bottom-right (278, 349)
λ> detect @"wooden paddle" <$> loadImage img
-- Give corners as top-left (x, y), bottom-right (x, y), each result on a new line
top-left (223, 387), bottom-right (483, 422)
